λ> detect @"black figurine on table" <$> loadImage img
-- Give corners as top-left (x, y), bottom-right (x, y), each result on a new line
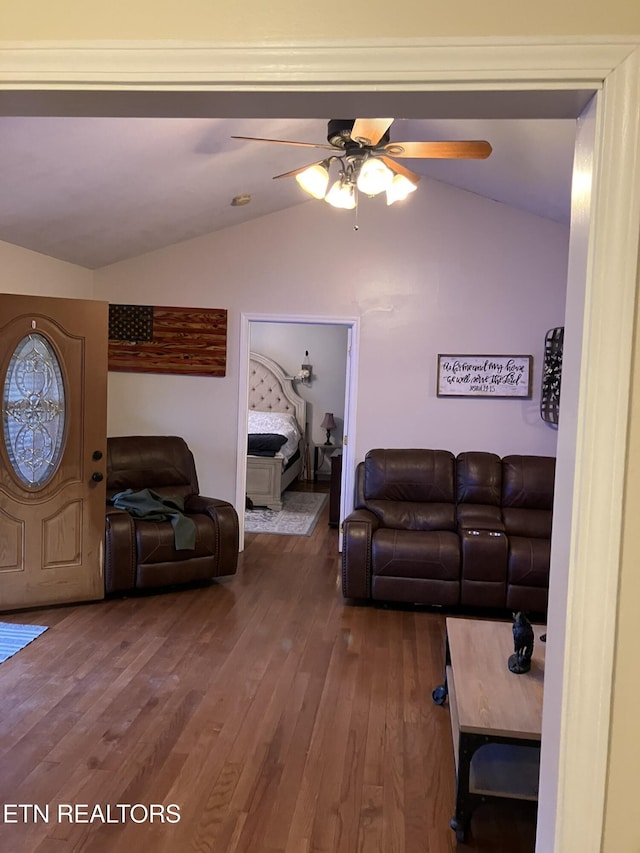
top-left (508, 611), bottom-right (534, 674)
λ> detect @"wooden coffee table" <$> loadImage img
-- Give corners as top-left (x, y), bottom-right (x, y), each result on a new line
top-left (432, 617), bottom-right (546, 842)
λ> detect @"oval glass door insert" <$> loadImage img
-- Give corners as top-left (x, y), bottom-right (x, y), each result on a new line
top-left (2, 333), bottom-right (66, 487)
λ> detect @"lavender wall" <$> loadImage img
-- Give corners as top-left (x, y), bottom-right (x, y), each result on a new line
top-left (95, 176), bottom-right (569, 502)
top-left (0, 240), bottom-right (93, 297)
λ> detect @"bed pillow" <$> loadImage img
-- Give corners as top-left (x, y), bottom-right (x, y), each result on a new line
top-left (248, 411), bottom-right (301, 462)
top-left (247, 433), bottom-right (288, 457)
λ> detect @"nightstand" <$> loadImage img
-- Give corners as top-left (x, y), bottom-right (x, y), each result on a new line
top-left (329, 450), bottom-right (342, 527)
top-left (313, 442), bottom-right (342, 481)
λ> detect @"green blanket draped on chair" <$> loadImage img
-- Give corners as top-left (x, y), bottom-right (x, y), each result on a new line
top-left (109, 488), bottom-right (197, 550)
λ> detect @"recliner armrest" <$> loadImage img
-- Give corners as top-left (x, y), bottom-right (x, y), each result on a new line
top-left (342, 508), bottom-right (380, 600)
top-left (185, 495), bottom-right (239, 577)
top-left (105, 507), bottom-right (136, 594)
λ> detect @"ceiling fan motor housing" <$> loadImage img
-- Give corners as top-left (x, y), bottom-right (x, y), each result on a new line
top-left (327, 119), bottom-right (390, 150)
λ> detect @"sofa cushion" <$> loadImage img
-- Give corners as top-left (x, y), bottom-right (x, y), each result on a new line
top-left (507, 536), bottom-right (551, 588)
top-left (503, 507), bottom-right (553, 538)
top-left (372, 575), bottom-right (460, 606)
top-left (371, 529), bottom-right (460, 580)
top-left (106, 435), bottom-right (198, 499)
top-left (366, 500), bottom-right (456, 532)
top-left (363, 448), bottom-right (456, 530)
top-left (502, 455), bottom-right (555, 510)
top-left (456, 451), bottom-right (502, 505)
top-left (364, 448), bottom-right (455, 503)
top-left (507, 584), bottom-right (549, 614)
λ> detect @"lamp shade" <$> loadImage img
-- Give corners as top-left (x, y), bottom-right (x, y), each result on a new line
top-left (325, 180), bottom-right (356, 209)
top-left (296, 162), bottom-right (330, 199)
top-left (386, 173), bottom-right (418, 205)
top-left (320, 412), bottom-right (336, 431)
top-left (356, 157), bottom-right (393, 196)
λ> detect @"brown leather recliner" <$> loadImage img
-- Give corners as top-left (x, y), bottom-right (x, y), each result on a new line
top-left (341, 449), bottom-right (461, 606)
top-left (501, 454), bottom-right (555, 613)
top-left (342, 448), bottom-right (555, 615)
top-left (454, 451), bottom-right (555, 612)
top-left (104, 435), bottom-right (239, 595)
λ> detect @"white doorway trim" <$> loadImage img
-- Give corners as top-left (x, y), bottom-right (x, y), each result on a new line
top-left (237, 312), bottom-right (360, 548)
top-left (2, 36), bottom-right (640, 852)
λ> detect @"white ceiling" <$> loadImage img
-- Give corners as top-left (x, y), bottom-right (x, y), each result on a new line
top-left (0, 116), bottom-right (577, 269)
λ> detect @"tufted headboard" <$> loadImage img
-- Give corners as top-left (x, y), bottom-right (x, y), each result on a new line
top-left (248, 351), bottom-right (306, 433)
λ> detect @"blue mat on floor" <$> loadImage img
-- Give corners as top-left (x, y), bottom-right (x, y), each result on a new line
top-left (0, 622), bottom-right (48, 663)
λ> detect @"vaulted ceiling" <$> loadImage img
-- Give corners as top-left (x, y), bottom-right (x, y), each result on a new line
top-left (0, 115), bottom-right (576, 269)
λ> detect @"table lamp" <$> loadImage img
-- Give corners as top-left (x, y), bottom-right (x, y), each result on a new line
top-left (320, 412), bottom-right (336, 445)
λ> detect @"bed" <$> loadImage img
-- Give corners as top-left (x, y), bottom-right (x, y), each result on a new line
top-left (246, 351), bottom-right (307, 511)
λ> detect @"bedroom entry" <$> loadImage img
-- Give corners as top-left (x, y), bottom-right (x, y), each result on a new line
top-left (236, 313), bottom-right (359, 549)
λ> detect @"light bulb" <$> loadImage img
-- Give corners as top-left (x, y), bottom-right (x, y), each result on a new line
top-left (386, 173), bottom-right (418, 205)
top-left (356, 158), bottom-right (393, 196)
top-left (295, 162), bottom-right (330, 199)
top-left (325, 180), bottom-right (356, 210)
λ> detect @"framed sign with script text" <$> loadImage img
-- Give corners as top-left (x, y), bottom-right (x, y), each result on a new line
top-left (437, 354), bottom-right (533, 398)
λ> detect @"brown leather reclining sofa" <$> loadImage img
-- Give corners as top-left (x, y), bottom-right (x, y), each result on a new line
top-left (342, 448), bottom-right (555, 615)
top-left (104, 435), bottom-right (239, 595)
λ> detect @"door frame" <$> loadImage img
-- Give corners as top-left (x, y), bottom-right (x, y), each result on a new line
top-left (237, 312), bottom-right (360, 547)
top-left (2, 36), bottom-right (640, 852)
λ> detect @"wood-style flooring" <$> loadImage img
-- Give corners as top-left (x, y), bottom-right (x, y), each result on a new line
top-left (0, 486), bottom-right (537, 852)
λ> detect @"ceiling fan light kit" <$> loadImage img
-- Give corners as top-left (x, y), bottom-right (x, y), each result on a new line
top-left (294, 153), bottom-right (412, 208)
top-left (232, 118), bottom-right (491, 212)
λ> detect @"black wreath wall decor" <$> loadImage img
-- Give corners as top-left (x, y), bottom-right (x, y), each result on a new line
top-left (541, 327), bottom-right (564, 425)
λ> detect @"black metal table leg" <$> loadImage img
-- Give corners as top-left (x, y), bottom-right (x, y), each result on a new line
top-left (432, 632), bottom-right (451, 705)
top-left (451, 732), bottom-right (488, 842)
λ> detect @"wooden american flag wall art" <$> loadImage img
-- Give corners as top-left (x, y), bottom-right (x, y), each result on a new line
top-left (108, 304), bottom-right (227, 376)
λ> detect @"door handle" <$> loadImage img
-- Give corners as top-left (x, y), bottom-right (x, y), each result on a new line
top-left (91, 472), bottom-right (104, 482)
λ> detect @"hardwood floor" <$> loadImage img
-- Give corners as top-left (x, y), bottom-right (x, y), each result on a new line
top-left (0, 488), bottom-right (537, 852)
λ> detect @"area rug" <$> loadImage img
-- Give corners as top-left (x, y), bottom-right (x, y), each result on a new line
top-left (0, 622), bottom-right (48, 663)
top-left (245, 491), bottom-right (328, 536)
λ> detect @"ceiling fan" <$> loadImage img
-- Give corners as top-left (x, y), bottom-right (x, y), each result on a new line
top-left (232, 118), bottom-right (492, 209)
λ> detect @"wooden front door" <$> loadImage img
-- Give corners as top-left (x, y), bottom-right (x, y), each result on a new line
top-left (0, 293), bottom-right (108, 610)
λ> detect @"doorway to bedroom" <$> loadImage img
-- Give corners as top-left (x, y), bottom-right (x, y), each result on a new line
top-left (237, 314), bottom-right (358, 549)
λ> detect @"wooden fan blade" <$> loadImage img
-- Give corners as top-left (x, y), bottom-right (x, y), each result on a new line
top-left (382, 140), bottom-right (492, 159)
top-left (231, 135), bottom-right (335, 151)
top-left (272, 161), bottom-right (325, 180)
top-left (379, 156), bottom-right (421, 184)
top-left (350, 118), bottom-right (394, 147)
